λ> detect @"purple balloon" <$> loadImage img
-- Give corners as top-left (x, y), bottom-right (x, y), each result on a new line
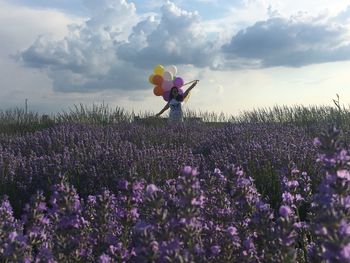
top-left (174, 77), bottom-right (184, 88)
top-left (162, 90), bottom-right (170, 101)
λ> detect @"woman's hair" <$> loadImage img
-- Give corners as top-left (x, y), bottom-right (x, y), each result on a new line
top-left (169, 87), bottom-right (184, 102)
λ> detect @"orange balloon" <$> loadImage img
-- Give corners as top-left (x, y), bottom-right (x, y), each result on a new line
top-left (153, 75), bottom-right (163, 86)
top-left (153, 86), bottom-right (164, 96)
top-left (149, 74), bottom-right (155, 84)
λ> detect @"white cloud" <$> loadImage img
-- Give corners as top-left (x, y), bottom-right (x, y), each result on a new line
top-left (18, 0), bottom-right (218, 93)
top-left (221, 10), bottom-right (350, 68)
top-left (244, 0), bottom-right (349, 18)
top-left (118, 1), bottom-right (217, 68)
top-left (18, 0), bottom-right (143, 93)
top-left (0, 0), bottom-right (80, 54)
top-left (0, 0), bottom-right (82, 111)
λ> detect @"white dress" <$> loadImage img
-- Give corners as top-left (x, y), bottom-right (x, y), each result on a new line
top-left (168, 98), bottom-right (183, 122)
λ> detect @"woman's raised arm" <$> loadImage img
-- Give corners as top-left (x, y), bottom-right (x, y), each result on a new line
top-left (183, 80), bottom-right (199, 100)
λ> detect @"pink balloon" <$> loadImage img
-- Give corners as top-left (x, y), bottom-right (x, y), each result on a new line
top-left (161, 80), bottom-right (173, 91)
top-left (174, 77), bottom-right (184, 88)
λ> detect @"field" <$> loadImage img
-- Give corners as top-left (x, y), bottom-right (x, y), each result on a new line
top-left (0, 103), bottom-right (350, 262)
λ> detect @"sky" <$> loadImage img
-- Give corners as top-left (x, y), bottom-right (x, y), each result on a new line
top-left (1, 0), bottom-right (350, 116)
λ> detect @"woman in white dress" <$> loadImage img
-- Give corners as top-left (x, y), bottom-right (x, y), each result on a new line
top-left (155, 80), bottom-right (199, 122)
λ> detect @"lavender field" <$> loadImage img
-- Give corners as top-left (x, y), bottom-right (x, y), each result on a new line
top-left (0, 106), bottom-right (350, 262)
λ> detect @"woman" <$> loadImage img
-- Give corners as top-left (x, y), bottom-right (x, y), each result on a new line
top-left (155, 80), bottom-right (199, 122)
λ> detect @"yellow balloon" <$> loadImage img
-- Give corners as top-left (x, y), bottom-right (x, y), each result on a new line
top-left (154, 64), bottom-right (164, 75)
top-left (148, 74), bottom-right (155, 84)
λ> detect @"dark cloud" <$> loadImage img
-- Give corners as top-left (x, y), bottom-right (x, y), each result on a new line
top-left (222, 14), bottom-right (350, 68)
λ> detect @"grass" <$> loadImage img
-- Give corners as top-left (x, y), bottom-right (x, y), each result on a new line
top-left (1, 98), bottom-right (349, 135)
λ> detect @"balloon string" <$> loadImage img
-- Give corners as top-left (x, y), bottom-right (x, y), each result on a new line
top-left (182, 80), bottom-right (197, 86)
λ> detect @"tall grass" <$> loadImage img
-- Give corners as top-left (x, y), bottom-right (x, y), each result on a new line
top-left (56, 103), bottom-right (134, 124)
top-left (232, 104), bottom-right (349, 125)
top-left (0, 108), bottom-right (54, 135)
top-left (1, 98), bottom-right (350, 135)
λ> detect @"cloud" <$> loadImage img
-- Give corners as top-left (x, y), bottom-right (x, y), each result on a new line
top-left (18, 0), bottom-right (217, 93)
top-left (221, 11), bottom-right (350, 68)
top-left (18, 0), bottom-right (142, 93)
top-left (16, 0), bottom-right (350, 95)
top-left (118, 1), bottom-right (217, 68)
top-left (334, 5), bottom-right (350, 23)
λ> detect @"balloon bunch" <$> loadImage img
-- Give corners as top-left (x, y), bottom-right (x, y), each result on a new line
top-left (149, 64), bottom-right (185, 101)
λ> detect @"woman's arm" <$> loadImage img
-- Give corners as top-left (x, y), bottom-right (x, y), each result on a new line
top-left (183, 80), bottom-right (199, 100)
top-left (155, 102), bottom-right (170, 117)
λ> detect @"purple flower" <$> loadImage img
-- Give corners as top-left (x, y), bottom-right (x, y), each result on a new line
top-left (37, 202), bottom-right (47, 211)
top-left (279, 205), bottom-right (292, 218)
top-left (150, 241), bottom-right (159, 253)
top-left (132, 181), bottom-right (144, 191)
top-left (194, 244), bottom-right (204, 254)
top-left (210, 245), bottom-right (221, 255)
top-left (227, 226), bottom-right (238, 236)
top-left (293, 221), bottom-right (308, 230)
top-left (39, 216), bottom-right (50, 225)
top-left (146, 184), bottom-right (158, 195)
top-left (339, 220), bottom-right (350, 236)
top-left (313, 137), bottom-right (322, 147)
top-left (87, 195), bottom-right (97, 204)
top-left (99, 254), bottom-right (111, 263)
top-left (182, 166), bottom-right (199, 176)
top-left (118, 179), bottom-right (129, 190)
top-left (345, 196), bottom-right (350, 209)
top-left (214, 168), bottom-right (221, 174)
top-left (337, 170), bottom-right (350, 180)
top-left (286, 180), bottom-right (299, 188)
top-left (37, 247), bottom-right (55, 262)
top-left (130, 207), bottom-right (139, 219)
top-left (183, 166), bottom-right (192, 175)
top-left (191, 195), bottom-right (205, 207)
top-left (8, 231), bottom-right (18, 242)
top-left (341, 243), bottom-right (350, 260)
top-left (315, 226), bottom-right (328, 236)
top-left (282, 192), bottom-right (294, 204)
top-left (243, 237), bottom-right (255, 250)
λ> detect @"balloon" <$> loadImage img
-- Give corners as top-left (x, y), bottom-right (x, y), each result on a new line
top-left (153, 86), bottom-right (164, 96)
top-left (154, 64), bottom-right (164, 75)
top-left (148, 74), bottom-right (155, 84)
top-left (163, 71), bottom-right (173, 81)
top-left (162, 90), bottom-right (170, 101)
top-left (161, 80), bottom-right (173, 91)
top-left (173, 77), bottom-right (184, 88)
top-left (150, 65), bottom-right (187, 101)
top-left (168, 65), bottom-right (177, 76)
top-left (153, 75), bottom-right (163, 86)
